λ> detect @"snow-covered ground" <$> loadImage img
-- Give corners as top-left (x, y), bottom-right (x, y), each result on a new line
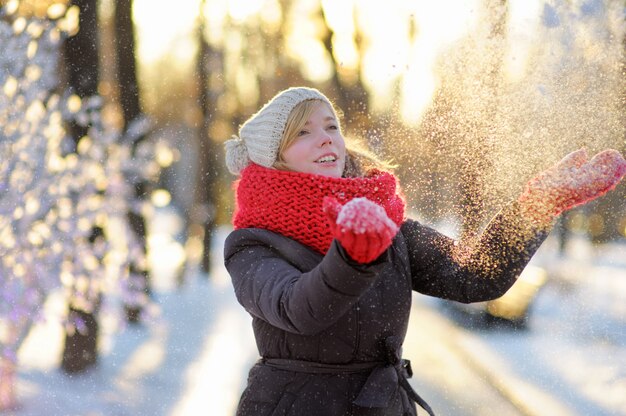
top-left (10, 207), bottom-right (626, 416)
top-left (12, 209), bottom-right (258, 416)
top-left (498, 235), bottom-right (626, 415)
top-left (427, 233), bottom-right (626, 416)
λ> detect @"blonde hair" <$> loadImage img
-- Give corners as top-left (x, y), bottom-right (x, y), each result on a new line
top-left (274, 99), bottom-right (394, 177)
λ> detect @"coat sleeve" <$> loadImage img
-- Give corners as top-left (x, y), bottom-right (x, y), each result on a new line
top-left (401, 202), bottom-right (550, 303)
top-left (224, 229), bottom-right (388, 336)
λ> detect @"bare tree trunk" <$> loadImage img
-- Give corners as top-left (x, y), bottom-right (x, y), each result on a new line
top-left (114, 0), bottom-right (141, 126)
top-left (115, 0), bottom-right (151, 322)
top-left (193, 1), bottom-right (220, 276)
top-left (63, 0), bottom-right (100, 148)
top-left (61, 0), bottom-right (100, 374)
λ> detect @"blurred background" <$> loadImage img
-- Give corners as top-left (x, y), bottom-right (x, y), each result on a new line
top-left (0, 0), bottom-right (625, 414)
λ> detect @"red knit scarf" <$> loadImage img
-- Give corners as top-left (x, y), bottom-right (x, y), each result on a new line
top-left (232, 163), bottom-right (406, 254)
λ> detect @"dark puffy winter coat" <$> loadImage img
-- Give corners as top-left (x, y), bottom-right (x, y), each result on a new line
top-left (224, 203), bottom-right (548, 416)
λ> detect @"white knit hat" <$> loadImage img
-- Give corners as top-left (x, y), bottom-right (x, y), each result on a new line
top-left (225, 87), bottom-right (332, 175)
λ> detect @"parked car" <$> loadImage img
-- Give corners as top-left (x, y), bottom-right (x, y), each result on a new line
top-left (441, 265), bottom-right (548, 328)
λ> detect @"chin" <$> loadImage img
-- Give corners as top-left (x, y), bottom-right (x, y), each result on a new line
top-left (313, 167), bottom-right (343, 178)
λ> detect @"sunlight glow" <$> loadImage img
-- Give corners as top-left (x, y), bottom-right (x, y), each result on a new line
top-left (285, 0), bottom-right (333, 82)
top-left (3, 76), bottom-right (18, 98)
top-left (147, 233), bottom-right (185, 288)
top-left (356, 1), bottom-right (412, 108)
top-left (333, 0), bottom-right (483, 118)
top-left (400, 0), bottom-right (480, 123)
top-left (17, 291), bottom-right (66, 371)
top-left (321, 0), bottom-right (359, 72)
top-left (400, 50), bottom-right (437, 125)
top-left (227, 0), bottom-right (264, 22)
top-left (114, 333), bottom-right (167, 391)
top-left (4, 0), bottom-right (19, 16)
top-left (150, 189), bottom-right (172, 208)
top-left (46, 3), bottom-right (68, 20)
top-left (130, 0), bottom-right (508, 124)
top-left (155, 142), bottom-right (176, 168)
top-left (133, 0), bottom-right (200, 64)
top-left (504, 0), bottom-right (543, 82)
top-left (170, 309), bottom-right (256, 416)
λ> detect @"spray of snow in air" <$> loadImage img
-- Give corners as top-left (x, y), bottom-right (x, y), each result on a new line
top-left (387, 1), bottom-right (625, 244)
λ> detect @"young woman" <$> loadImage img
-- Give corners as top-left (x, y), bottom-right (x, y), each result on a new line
top-left (223, 86), bottom-right (626, 416)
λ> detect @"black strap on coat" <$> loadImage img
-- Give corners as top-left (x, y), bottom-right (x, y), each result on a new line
top-left (352, 336), bottom-right (435, 416)
top-left (262, 336), bottom-right (435, 416)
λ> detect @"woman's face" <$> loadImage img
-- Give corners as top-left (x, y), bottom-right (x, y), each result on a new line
top-left (281, 103), bottom-right (346, 178)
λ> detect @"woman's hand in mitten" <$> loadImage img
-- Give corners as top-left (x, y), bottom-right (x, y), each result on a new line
top-left (518, 148), bottom-right (626, 224)
top-left (323, 197), bottom-right (399, 264)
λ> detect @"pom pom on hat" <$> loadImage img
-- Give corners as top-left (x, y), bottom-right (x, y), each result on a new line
top-left (225, 87), bottom-right (332, 175)
top-left (224, 136), bottom-right (250, 175)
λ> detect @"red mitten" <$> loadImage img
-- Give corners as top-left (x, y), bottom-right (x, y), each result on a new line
top-left (323, 196), bottom-right (399, 264)
top-left (518, 148), bottom-right (626, 224)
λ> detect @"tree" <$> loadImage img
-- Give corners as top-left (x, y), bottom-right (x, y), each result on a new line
top-left (60, 0), bottom-right (101, 374)
top-left (0, 14), bottom-right (71, 405)
top-left (114, 0), bottom-right (152, 321)
top-left (192, 0), bottom-right (222, 275)
top-left (0, 2), bottom-right (140, 404)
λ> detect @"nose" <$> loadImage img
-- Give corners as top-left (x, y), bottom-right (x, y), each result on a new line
top-left (317, 130), bottom-right (332, 146)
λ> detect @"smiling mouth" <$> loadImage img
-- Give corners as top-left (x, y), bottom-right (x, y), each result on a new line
top-left (315, 155), bottom-right (337, 163)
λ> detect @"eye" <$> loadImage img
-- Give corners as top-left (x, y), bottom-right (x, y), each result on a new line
top-left (327, 124), bottom-right (338, 131)
top-left (297, 129), bottom-right (309, 137)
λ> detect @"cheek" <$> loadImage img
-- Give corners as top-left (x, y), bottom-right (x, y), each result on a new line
top-left (337, 137), bottom-right (347, 158)
top-left (282, 141), bottom-right (308, 165)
